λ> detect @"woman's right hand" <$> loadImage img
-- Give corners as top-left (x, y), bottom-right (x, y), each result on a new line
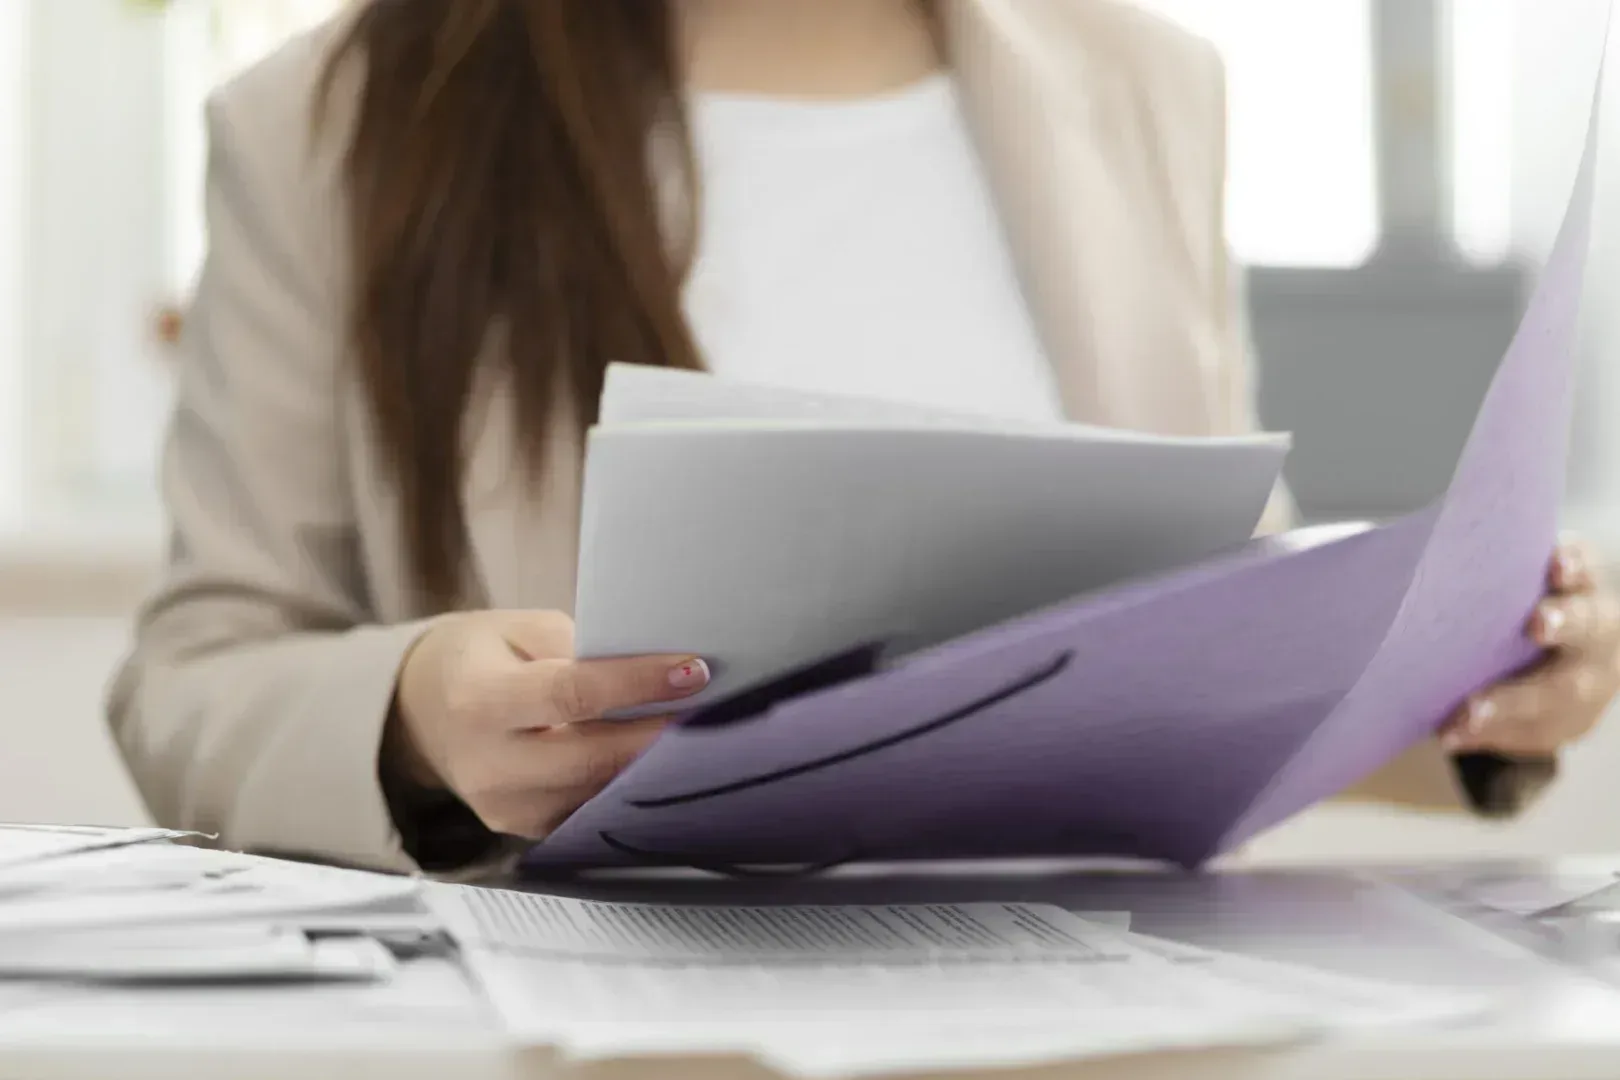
top-left (390, 610), bottom-right (709, 839)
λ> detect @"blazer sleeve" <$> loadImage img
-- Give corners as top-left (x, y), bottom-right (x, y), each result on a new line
top-left (105, 87), bottom-right (439, 873)
top-left (1200, 50), bottom-right (1558, 821)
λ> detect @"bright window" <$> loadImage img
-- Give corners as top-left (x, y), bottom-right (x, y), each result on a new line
top-left (1448, 0), bottom-right (1516, 263)
top-left (1143, 0), bottom-right (1517, 268)
top-left (168, 0), bottom-right (345, 295)
top-left (1139, 0), bottom-right (1380, 267)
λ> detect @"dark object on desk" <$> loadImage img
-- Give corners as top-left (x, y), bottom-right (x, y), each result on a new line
top-left (1454, 752), bottom-right (1559, 818)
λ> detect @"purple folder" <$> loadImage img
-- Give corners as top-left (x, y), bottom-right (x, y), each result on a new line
top-left (523, 60), bottom-right (1605, 875)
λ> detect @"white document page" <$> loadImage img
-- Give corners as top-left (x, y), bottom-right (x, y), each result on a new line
top-left (1474, 875), bottom-right (1620, 917)
top-left (0, 825), bottom-right (196, 874)
top-left (599, 363), bottom-right (1277, 446)
top-left (578, 366), bottom-right (1289, 711)
top-left (1122, 932), bottom-right (1493, 1029)
top-left (428, 886), bottom-right (1489, 1075)
top-left (0, 846), bottom-right (419, 937)
top-left (1411, 868), bottom-right (1620, 917)
top-left (526, 960), bottom-right (1319, 1077)
top-left (430, 886), bottom-right (1316, 1064)
top-left (0, 959), bottom-right (493, 1045)
top-left (0, 925), bottom-right (396, 984)
top-left (428, 885), bottom-right (1126, 964)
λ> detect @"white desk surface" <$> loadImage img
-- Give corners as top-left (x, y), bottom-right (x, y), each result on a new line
top-left (7, 856), bottom-right (1620, 1080)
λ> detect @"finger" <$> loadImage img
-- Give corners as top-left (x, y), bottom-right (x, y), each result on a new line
top-left (1550, 538), bottom-right (1598, 594)
top-left (1530, 591), bottom-right (1620, 651)
top-left (1446, 714), bottom-right (1583, 757)
top-left (1439, 692), bottom-right (1514, 754)
top-left (1438, 669), bottom-right (1552, 753)
top-left (1441, 660), bottom-right (1610, 754)
top-left (512, 654), bottom-right (711, 726)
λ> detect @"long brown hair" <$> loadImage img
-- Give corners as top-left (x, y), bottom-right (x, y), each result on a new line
top-left (319, 0), bottom-right (704, 609)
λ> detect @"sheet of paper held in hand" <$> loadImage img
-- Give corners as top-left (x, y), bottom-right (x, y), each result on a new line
top-left (532, 28), bottom-right (1611, 873)
top-left (426, 885), bottom-right (1491, 1077)
top-left (577, 363), bottom-right (1290, 715)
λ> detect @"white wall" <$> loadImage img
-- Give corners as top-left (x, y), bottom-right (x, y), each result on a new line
top-left (0, 619), bottom-right (147, 827)
top-left (27, 0), bottom-right (176, 505)
top-left (0, 1), bottom-right (30, 526)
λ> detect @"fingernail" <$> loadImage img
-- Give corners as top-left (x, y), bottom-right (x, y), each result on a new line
top-left (668, 658), bottom-right (711, 692)
top-left (1466, 697), bottom-right (1497, 733)
top-left (1560, 547), bottom-right (1586, 582)
top-left (1538, 604), bottom-right (1566, 643)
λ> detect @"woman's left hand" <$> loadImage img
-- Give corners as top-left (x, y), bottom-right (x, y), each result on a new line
top-left (1441, 537), bottom-right (1620, 756)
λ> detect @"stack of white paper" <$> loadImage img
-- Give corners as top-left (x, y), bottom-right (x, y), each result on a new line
top-left (575, 364), bottom-right (1291, 712)
top-left (0, 840), bottom-right (418, 936)
top-left (426, 884), bottom-right (1495, 1077)
top-left (0, 924), bottom-right (395, 983)
top-left (0, 826), bottom-right (422, 985)
top-left (0, 824), bottom-right (197, 871)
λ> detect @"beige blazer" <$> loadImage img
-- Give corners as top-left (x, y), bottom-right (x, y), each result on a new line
top-left (107, 0), bottom-right (1541, 876)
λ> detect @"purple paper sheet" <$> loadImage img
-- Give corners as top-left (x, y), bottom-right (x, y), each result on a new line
top-left (1224, 92), bottom-right (1599, 847)
top-left (525, 49), bottom-right (1605, 875)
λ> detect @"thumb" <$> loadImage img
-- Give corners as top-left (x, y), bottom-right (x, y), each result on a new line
top-left (494, 610), bottom-right (575, 662)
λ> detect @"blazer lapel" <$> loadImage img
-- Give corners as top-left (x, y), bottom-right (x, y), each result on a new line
top-left (944, 0), bottom-right (1224, 436)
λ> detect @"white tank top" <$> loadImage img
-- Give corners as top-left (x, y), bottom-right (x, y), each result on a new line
top-left (681, 73), bottom-right (1065, 424)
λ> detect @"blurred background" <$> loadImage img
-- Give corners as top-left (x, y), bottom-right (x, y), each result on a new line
top-left (0, 0), bottom-right (1616, 863)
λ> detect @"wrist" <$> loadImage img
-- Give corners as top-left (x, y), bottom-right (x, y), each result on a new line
top-left (384, 623), bottom-right (446, 791)
top-left (382, 701), bottom-right (441, 790)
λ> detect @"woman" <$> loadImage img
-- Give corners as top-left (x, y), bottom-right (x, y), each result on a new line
top-left (110, 0), bottom-right (1620, 875)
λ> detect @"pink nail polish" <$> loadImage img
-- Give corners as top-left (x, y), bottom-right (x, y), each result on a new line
top-left (669, 658), bottom-right (711, 692)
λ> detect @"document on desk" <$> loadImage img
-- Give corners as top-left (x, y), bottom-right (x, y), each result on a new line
top-left (430, 886), bottom-right (1489, 1076)
top-left (0, 954), bottom-right (492, 1044)
top-left (0, 844), bottom-right (420, 937)
top-left (0, 924), bottom-right (396, 984)
top-left (0, 824), bottom-right (197, 873)
top-left (1122, 932), bottom-right (1492, 1029)
top-left (1382, 865), bottom-right (1620, 919)
top-left (428, 884), bottom-right (1135, 964)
